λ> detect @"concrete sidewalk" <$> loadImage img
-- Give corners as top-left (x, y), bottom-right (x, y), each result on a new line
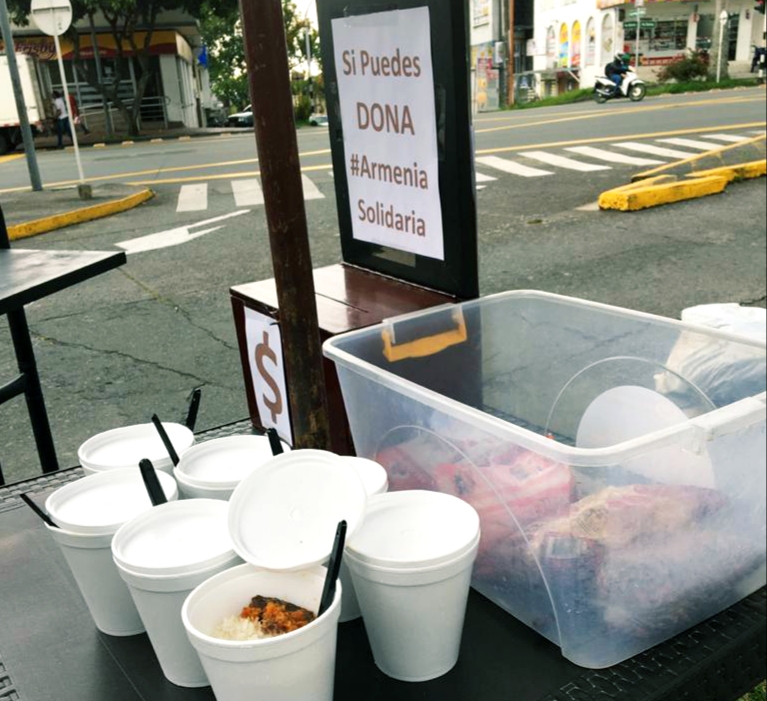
top-left (1, 183), bottom-right (153, 241)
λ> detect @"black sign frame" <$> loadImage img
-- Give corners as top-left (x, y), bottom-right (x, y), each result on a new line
top-left (316, 0), bottom-right (479, 299)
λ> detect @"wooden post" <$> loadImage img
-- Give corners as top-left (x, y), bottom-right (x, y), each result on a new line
top-left (238, 0), bottom-right (332, 450)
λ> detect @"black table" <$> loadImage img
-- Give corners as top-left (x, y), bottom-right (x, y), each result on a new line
top-left (0, 204), bottom-right (126, 484)
top-left (0, 420), bottom-right (764, 701)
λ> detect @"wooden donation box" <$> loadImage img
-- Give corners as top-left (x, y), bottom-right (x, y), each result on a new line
top-left (230, 264), bottom-right (458, 454)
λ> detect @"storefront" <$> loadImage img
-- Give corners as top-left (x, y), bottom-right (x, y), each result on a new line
top-left (533, 0), bottom-right (762, 93)
top-left (1, 20), bottom-right (212, 129)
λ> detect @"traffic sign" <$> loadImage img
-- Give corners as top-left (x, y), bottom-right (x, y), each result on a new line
top-left (29, 0), bottom-right (72, 37)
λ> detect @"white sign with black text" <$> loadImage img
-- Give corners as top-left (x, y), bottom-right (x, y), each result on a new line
top-left (244, 307), bottom-right (293, 446)
top-left (332, 7), bottom-right (444, 261)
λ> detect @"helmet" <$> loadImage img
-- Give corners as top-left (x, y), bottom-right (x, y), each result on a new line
top-left (621, 53), bottom-right (631, 62)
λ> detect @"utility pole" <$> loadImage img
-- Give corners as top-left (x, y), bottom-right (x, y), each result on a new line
top-left (0, 0), bottom-right (43, 191)
top-left (507, 0), bottom-right (515, 106)
top-left (710, 0), bottom-right (729, 80)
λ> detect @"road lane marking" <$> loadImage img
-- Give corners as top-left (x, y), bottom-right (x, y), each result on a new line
top-left (564, 146), bottom-right (663, 165)
top-left (475, 172), bottom-right (497, 182)
top-left (474, 97), bottom-right (765, 135)
top-left (612, 142), bottom-right (696, 159)
top-left (232, 178), bottom-right (264, 206)
top-left (0, 154), bottom-right (24, 164)
top-left (475, 155), bottom-right (553, 177)
top-left (115, 210), bottom-right (249, 254)
top-left (519, 151), bottom-right (611, 172)
top-left (657, 137), bottom-right (729, 151)
top-left (701, 133), bottom-right (752, 142)
top-left (301, 174), bottom-right (325, 200)
top-left (474, 122), bottom-right (765, 157)
top-left (176, 183), bottom-right (208, 212)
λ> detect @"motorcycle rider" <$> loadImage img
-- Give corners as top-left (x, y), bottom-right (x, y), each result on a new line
top-left (605, 53), bottom-right (631, 94)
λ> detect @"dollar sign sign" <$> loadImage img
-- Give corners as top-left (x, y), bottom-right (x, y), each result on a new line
top-left (254, 330), bottom-right (283, 424)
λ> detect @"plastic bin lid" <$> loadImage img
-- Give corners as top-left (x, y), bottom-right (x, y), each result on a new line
top-left (347, 490), bottom-right (480, 570)
top-left (78, 422), bottom-right (194, 471)
top-left (227, 450), bottom-right (368, 571)
top-left (174, 434), bottom-right (290, 488)
top-left (45, 468), bottom-right (178, 535)
top-left (111, 499), bottom-right (235, 576)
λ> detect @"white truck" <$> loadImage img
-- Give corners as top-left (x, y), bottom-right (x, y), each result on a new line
top-left (1, 52), bottom-right (50, 155)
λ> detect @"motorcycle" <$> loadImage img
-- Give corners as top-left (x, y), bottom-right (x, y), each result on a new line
top-left (593, 69), bottom-right (647, 104)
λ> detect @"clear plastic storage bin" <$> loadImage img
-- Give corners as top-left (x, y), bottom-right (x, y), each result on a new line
top-left (323, 290), bottom-right (767, 668)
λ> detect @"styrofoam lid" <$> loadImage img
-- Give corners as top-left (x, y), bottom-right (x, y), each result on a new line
top-left (45, 468), bottom-right (178, 535)
top-left (227, 450), bottom-right (368, 571)
top-left (78, 422), bottom-right (194, 471)
top-left (341, 456), bottom-right (388, 496)
top-left (347, 490), bottom-right (480, 569)
top-left (112, 499), bottom-right (235, 576)
top-left (174, 435), bottom-right (289, 488)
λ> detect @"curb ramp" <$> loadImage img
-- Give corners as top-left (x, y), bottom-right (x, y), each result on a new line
top-left (599, 134), bottom-right (766, 211)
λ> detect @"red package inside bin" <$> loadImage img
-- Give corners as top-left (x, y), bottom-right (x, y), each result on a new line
top-left (376, 438), bottom-right (574, 560)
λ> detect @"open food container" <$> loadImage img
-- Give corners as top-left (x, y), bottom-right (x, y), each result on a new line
top-left (181, 450), bottom-right (368, 701)
top-left (322, 290), bottom-right (767, 668)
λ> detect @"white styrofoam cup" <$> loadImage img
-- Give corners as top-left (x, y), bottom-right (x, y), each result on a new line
top-left (181, 563), bottom-right (342, 701)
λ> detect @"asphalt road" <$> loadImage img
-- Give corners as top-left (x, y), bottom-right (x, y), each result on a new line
top-left (0, 88), bottom-right (765, 484)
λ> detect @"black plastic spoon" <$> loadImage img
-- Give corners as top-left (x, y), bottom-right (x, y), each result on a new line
top-left (266, 427), bottom-right (284, 456)
top-left (184, 387), bottom-right (202, 431)
top-left (19, 493), bottom-right (59, 528)
top-left (318, 520), bottom-right (347, 617)
top-left (139, 458), bottom-right (168, 506)
top-left (151, 413), bottom-right (180, 466)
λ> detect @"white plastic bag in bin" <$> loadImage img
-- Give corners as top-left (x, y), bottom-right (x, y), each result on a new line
top-left (657, 304), bottom-right (767, 408)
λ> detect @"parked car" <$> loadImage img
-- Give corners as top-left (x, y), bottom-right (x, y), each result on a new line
top-left (309, 114), bottom-right (329, 127)
top-left (226, 105), bottom-right (254, 128)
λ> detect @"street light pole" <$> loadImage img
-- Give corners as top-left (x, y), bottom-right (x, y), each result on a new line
top-left (0, 0), bottom-right (43, 191)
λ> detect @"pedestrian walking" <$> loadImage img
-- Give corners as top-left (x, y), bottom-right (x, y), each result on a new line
top-left (52, 90), bottom-right (73, 149)
top-left (68, 93), bottom-right (90, 135)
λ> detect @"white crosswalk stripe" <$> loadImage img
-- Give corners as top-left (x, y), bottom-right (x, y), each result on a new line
top-left (564, 146), bottom-right (663, 166)
top-left (302, 174), bottom-right (325, 200)
top-left (475, 155), bottom-right (553, 177)
top-left (657, 137), bottom-right (726, 151)
top-left (231, 179), bottom-right (264, 207)
top-left (475, 172), bottom-right (497, 182)
top-left (176, 183), bottom-right (208, 212)
top-left (701, 133), bottom-right (753, 143)
top-left (519, 150), bottom-right (611, 171)
top-left (612, 141), bottom-right (698, 159)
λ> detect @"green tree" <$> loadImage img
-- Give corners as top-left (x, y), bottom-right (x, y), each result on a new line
top-left (7, 0), bottom-right (228, 135)
top-left (199, 0), bottom-right (322, 113)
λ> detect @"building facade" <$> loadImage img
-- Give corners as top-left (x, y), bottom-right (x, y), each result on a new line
top-left (532, 0), bottom-right (765, 92)
top-left (1, 10), bottom-right (217, 130)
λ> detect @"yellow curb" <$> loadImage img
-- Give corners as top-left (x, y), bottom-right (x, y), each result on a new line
top-left (178, 136), bottom-right (192, 141)
top-left (93, 143), bottom-right (107, 148)
top-left (0, 154), bottom-right (24, 164)
top-left (631, 134), bottom-right (766, 182)
top-left (684, 159), bottom-right (767, 183)
top-left (150, 138), bottom-right (164, 143)
top-left (122, 141), bottom-right (135, 147)
top-left (7, 188), bottom-right (154, 241)
top-left (599, 175), bottom-right (728, 211)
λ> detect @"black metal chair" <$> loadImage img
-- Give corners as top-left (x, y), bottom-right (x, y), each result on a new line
top-left (0, 204), bottom-right (60, 485)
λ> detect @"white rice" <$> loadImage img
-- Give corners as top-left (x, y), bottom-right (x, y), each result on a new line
top-left (211, 615), bottom-right (269, 641)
